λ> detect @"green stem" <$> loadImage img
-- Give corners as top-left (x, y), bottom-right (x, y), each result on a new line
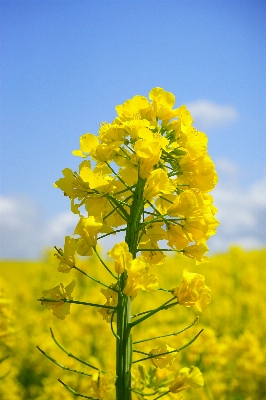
top-left (116, 174), bottom-right (146, 400)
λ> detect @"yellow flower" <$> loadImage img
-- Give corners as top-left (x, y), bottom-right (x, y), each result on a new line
top-left (166, 223), bottom-right (190, 250)
top-left (72, 133), bottom-right (99, 157)
top-left (172, 269), bottom-right (211, 312)
top-left (56, 236), bottom-right (78, 273)
top-left (178, 153), bottom-right (218, 193)
top-left (79, 161), bottom-right (113, 190)
top-left (123, 257), bottom-right (158, 298)
top-left (143, 169), bottom-right (174, 201)
top-left (133, 130), bottom-right (169, 178)
top-left (74, 216), bottom-right (103, 252)
top-left (149, 343), bottom-right (176, 369)
top-left (115, 95), bottom-right (153, 121)
top-left (169, 366), bottom-right (204, 393)
top-left (98, 284), bottom-right (118, 323)
top-left (183, 239), bottom-right (209, 263)
top-left (149, 87), bottom-right (178, 121)
top-left (139, 217), bottom-right (166, 265)
top-left (90, 371), bottom-right (117, 399)
top-left (107, 242), bottom-right (132, 274)
top-left (54, 167), bottom-right (89, 199)
top-left (40, 280), bottom-right (75, 320)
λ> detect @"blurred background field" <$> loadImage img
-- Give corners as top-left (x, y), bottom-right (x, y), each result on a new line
top-left (1, 247), bottom-right (266, 400)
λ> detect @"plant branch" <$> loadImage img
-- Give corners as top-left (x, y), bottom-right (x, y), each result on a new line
top-left (50, 328), bottom-right (103, 372)
top-left (73, 266), bottom-right (118, 292)
top-left (132, 329), bottom-right (204, 364)
top-left (36, 346), bottom-right (92, 377)
top-left (93, 246), bottom-right (117, 279)
top-left (58, 379), bottom-right (99, 399)
top-left (133, 317), bottom-right (199, 344)
top-left (129, 299), bottom-right (178, 328)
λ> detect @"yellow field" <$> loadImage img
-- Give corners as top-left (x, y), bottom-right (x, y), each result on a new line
top-left (1, 247), bottom-right (266, 400)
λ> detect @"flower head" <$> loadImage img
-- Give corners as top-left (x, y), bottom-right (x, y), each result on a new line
top-left (149, 343), bottom-right (176, 369)
top-left (55, 236), bottom-right (78, 273)
top-left (90, 371), bottom-right (117, 399)
top-left (40, 280), bottom-right (76, 320)
top-left (123, 257), bottom-right (158, 298)
top-left (169, 366), bottom-right (204, 393)
top-left (172, 269), bottom-right (211, 312)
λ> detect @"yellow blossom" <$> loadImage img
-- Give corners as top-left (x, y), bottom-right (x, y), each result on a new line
top-left (166, 223), bottom-right (190, 250)
top-left (54, 167), bottom-right (89, 199)
top-left (55, 236), bottom-right (78, 273)
top-left (79, 161), bottom-right (113, 190)
top-left (107, 242), bottom-right (132, 274)
top-left (134, 131), bottom-right (169, 178)
top-left (183, 239), bottom-right (209, 263)
top-left (72, 133), bottom-right (99, 157)
top-left (149, 87), bottom-right (178, 121)
top-left (173, 269), bottom-right (211, 311)
top-left (74, 216), bottom-right (103, 253)
top-left (90, 371), bottom-right (117, 399)
top-left (169, 366), bottom-right (204, 393)
top-left (98, 284), bottom-right (118, 323)
top-left (149, 343), bottom-right (176, 368)
top-left (40, 280), bottom-right (75, 320)
top-left (178, 153), bottom-right (218, 193)
top-left (123, 257), bottom-right (158, 298)
top-left (143, 169), bottom-right (174, 201)
top-left (115, 95), bottom-right (153, 121)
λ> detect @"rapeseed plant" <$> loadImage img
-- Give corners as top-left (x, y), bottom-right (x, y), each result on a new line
top-left (37, 87), bottom-right (219, 399)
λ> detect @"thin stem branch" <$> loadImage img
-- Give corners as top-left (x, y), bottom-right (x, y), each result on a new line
top-left (97, 228), bottom-right (127, 241)
top-left (132, 329), bottom-right (204, 364)
top-left (130, 299), bottom-right (178, 328)
top-left (137, 248), bottom-right (179, 252)
top-left (154, 390), bottom-right (170, 399)
top-left (38, 297), bottom-right (115, 309)
top-left (50, 328), bottom-right (103, 372)
top-left (110, 310), bottom-right (120, 340)
top-left (105, 161), bottom-right (133, 192)
top-left (131, 388), bottom-right (159, 396)
top-left (36, 346), bottom-right (92, 377)
top-left (133, 317), bottom-right (199, 344)
top-left (73, 266), bottom-right (118, 292)
top-left (93, 247), bottom-right (117, 279)
top-left (64, 299), bottom-right (115, 309)
top-left (105, 194), bottom-right (129, 222)
top-left (58, 379), bottom-right (99, 399)
top-left (132, 349), bottom-right (149, 356)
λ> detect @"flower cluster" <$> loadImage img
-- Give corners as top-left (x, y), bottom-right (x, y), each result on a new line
top-left (54, 87), bottom-right (219, 267)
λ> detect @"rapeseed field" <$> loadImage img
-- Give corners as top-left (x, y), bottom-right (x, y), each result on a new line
top-left (1, 246), bottom-right (265, 400)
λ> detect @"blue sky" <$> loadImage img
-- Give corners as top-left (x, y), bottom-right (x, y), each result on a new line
top-left (1, 0), bottom-right (266, 258)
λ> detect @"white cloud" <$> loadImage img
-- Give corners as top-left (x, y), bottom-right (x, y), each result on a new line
top-left (0, 195), bottom-right (77, 259)
top-left (209, 162), bottom-right (266, 253)
top-left (1, 168), bottom-right (266, 259)
top-left (215, 158), bottom-right (240, 176)
top-left (187, 100), bottom-right (238, 130)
